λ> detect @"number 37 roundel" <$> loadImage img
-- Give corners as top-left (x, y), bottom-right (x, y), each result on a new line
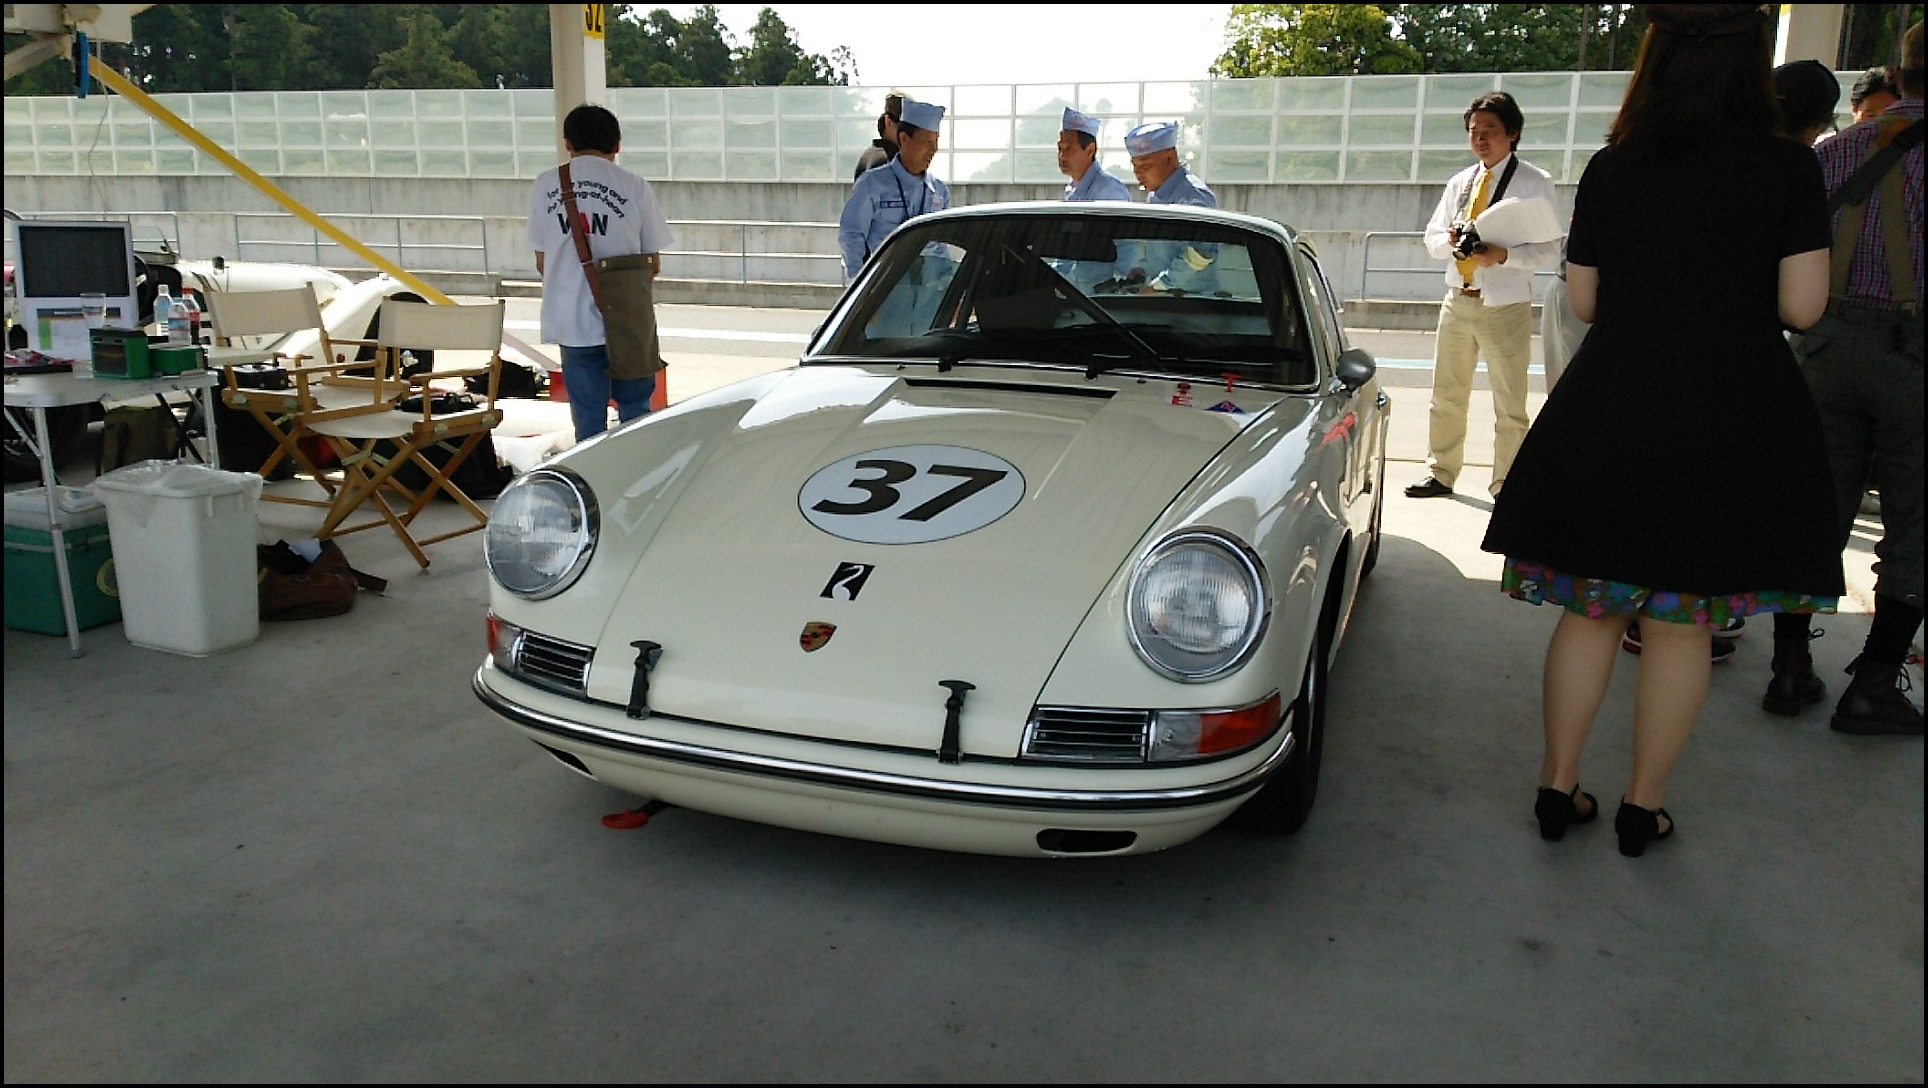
top-left (798, 444), bottom-right (1026, 545)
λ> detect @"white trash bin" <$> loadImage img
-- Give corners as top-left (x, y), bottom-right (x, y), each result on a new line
top-left (93, 459), bottom-right (264, 656)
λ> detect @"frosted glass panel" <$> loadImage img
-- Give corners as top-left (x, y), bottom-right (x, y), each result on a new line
top-left (727, 120), bottom-right (778, 149)
top-left (1422, 113), bottom-right (1472, 146)
top-left (953, 119), bottom-right (1011, 149)
top-left (512, 89), bottom-right (552, 116)
top-left (1501, 73), bottom-right (1572, 109)
top-left (1345, 151), bottom-right (1413, 182)
top-left (1417, 149), bottom-right (1472, 182)
top-left (1351, 77), bottom-right (1419, 110)
top-left (1013, 149), bottom-right (1060, 184)
top-left (626, 120), bottom-right (670, 150)
top-left (419, 119), bottom-right (463, 148)
top-left (1211, 114), bottom-right (1274, 147)
top-left (1349, 115), bottom-right (1416, 146)
top-left (782, 118), bottom-right (833, 150)
top-left (728, 151), bottom-right (778, 180)
top-left (469, 150), bottom-right (517, 177)
top-left (781, 150), bottom-right (836, 181)
top-left (371, 120), bottom-right (417, 148)
top-left (1212, 80), bottom-right (1276, 112)
top-left (113, 122), bottom-right (152, 145)
top-left (1276, 151), bottom-right (1340, 181)
top-left (515, 118), bottom-right (554, 149)
top-left (1425, 75), bottom-right (1495, 107)
top-left (777, 86), bottom-right (833, 116)
top-left (1208, 150), bottom-right (1272, 183)
top-left (283, 148), bottom-right (326, 174)
top-left (1080, 84), bottom-right (1139, 114)
top-left (953, 152), bottom-right (1010, 183)
top-left (1277, 78), bottom-right (1346, 110)
top-left (1015, 113), bottom-right (1063, 146)
top-left (37, 150), bottom-right (76, 173)
top-left (1578, 73), bottom-right (1631, 107)
top-left (79, 148), bottom-right (114, 173)
top-left (197, 95), bottom-right (240, 119)
top-left (620, 150), bottom-right (669, 178)
top-left (420, 150), bottom-right (468, 176)
top-left (326, 119), bottom-right (370, 146)
top-left (733, 87), bottom-right (775, 115)
top-left (1522, 113), bottom-right (1569, 147)
top-left (669, 88), bottom-right (723, 117)
top-left (36, 124), bottom-right (73, 148)
top-left (839, 117), bottom-right (880, 148)
top-left (277, 92), bottom-right (320, 117)
top-left (195, 122), bottom-right (236, 146)
top-left (375, 150), bottom-right (419, 176)
top-left (155, 148), bottom-right (198, 174)
top-left (6, 149), bottom-right (37, 174)
top-left (114, 150), bottom-right (155, 173)
top-left (672, 150), bottom-right (724, 180)
top-left (1275, 115), bottom-right (1343, 147)
top-left (327, 149), bottom-right (372, 174)
top-left (518, 151), bottom-right (558, 178)
top-left (614, 88), bottom-right (668, 118)
top-left (238, 121), bottom-right (283, 147)
top-left (417, 91), bottom-right (463, 119)
top-left (671, 119), bottom-right (722, 149)
top-left (282, 121), bottom-right (321, 146)
top-left (467, 119), bottom-right (513, 147)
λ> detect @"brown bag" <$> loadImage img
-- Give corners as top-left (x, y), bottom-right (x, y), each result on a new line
top-left (257, 540), bottom-right (387, 621)
top-left (560, 163), bottom-right (668, 381)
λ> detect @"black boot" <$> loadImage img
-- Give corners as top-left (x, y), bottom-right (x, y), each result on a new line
top-left (1762, 631), bottom-right (1825, 716)
top-left (1829, 656), bottom-right (1924, 736)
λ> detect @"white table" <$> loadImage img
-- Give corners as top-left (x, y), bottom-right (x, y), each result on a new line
top-left (4, 367), bottom-right (223, 657)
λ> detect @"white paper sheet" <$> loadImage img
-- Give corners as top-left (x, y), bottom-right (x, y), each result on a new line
top-left (1473, 196), bottom-right (1565, 248)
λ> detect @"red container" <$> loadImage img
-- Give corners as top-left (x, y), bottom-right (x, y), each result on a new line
top-left (549, 369), bottom-right (668, 412)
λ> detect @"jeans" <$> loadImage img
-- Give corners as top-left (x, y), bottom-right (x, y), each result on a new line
top-left (561, 343), bottom-right (655, 442)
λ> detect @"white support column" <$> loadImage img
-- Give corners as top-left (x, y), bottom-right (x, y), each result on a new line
top-left (550, 4), bottom-right (609, 160)
top-left (1775, 3), bottom-right (1846, 65)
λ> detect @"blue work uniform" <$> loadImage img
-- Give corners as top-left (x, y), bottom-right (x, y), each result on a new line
top-left (839, 158), bottom-right (952, 279)
top-left (1063, 163), bottom-right (1131, 203)
top-left (1058, 162), bottom-right (1133, 289)
top-left (1135, 165), bottom-right (1220, 294)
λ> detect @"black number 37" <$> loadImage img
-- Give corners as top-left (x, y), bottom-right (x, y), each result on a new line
top-left (811, 459), bottom-right (1009, 522)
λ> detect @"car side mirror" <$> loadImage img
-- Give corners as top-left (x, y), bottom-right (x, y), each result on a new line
top-left (1334, 347), bottom-right (1376, 393)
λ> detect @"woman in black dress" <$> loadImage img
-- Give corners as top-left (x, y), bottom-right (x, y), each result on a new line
top-left (1481, 4), bottom-right (1843, 857)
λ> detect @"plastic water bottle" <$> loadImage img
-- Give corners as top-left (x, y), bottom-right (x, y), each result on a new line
top-left (178, 293), bottom-right (202, 345)
top-left (153, 283), bottom-right (173, 338)
top-left (165, 295), bottom-right (191, 345)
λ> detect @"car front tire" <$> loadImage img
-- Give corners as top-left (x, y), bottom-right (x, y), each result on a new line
top-left (1232, 607), bottom-right (1329, 834)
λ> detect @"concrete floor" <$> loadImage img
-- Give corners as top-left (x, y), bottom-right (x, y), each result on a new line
top-left (4, 311), bottom-right (1921, 1081)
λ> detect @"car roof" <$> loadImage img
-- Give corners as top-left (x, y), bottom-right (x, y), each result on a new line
top-left (918, 200), bottom-right (1303, 247)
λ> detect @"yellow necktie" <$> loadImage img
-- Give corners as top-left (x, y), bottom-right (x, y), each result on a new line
top-left (1455, 168), bottom-right (1493, 287)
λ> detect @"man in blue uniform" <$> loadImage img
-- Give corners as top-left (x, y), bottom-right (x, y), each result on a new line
top-left (1059, 108), bottom-right (1130, 202)
top-left (1120, 121), bottom-right (1217, 294)
top-left (839, 97), bottom-right (953, 336)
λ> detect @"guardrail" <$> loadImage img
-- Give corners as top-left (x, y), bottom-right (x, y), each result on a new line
top-left (664, 218), bottom-right (843, 285)
top-left (1359, 229), bottom-right (1559, 300)
top-left (232, 212), bottom-right (491, 277)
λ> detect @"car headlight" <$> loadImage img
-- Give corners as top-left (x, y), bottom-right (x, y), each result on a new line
top-left (1126, 530), bottom-right (1269, 682)
top-left (485, 467), bottom-right (599, 600)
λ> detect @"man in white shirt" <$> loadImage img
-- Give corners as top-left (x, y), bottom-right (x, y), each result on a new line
top-left (1406, 91), bottom-right (1561, 499)
top-left (527, 104), bottom-right (674, 442)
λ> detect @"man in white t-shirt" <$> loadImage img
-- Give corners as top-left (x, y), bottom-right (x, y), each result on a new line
top-left (527, 104), bottom-right (674, 441)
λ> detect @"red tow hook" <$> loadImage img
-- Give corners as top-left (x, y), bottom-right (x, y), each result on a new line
top-left (601, 799), bottom-right (672, 830)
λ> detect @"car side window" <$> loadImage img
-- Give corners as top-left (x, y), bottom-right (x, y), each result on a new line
top-left (1296, 246), bottom-right (1344, 374)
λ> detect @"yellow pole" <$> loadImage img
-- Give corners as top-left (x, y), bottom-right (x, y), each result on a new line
top-left (88, 64), bottom-right (453, 305)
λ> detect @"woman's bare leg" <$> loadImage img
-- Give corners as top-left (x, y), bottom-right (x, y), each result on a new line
top-left (1625, 614), bottom-right (1711, 824)
top-left (1541, 609), bottom-right (1623, 814)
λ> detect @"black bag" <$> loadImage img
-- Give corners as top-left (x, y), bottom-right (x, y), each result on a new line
top-left (210, 364), bottom-right (296, 480)
top-left (378, 391), bottom-right (514, 501)
top-left (467, 362), bottom-right (544, 400)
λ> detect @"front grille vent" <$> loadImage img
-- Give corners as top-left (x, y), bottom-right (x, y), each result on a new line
top-left (515, 631), bottom-right (594, 695)
top-left (1023, 707), bottom-right (1151, 763)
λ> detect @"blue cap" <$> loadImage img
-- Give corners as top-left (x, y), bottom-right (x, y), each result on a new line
top-left (1061, 108), bottom-right (1101, 138)
top-left (899, 98), bottom-right (945, 132)
top-left (1124, 121), bottom-right (1178, 157)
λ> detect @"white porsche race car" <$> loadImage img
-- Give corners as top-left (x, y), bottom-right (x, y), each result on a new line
top-left (475, 201), bottom-right (1389, 857)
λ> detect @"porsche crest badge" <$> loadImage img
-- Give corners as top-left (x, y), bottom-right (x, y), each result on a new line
top-left (799, 622), bottom-right (836, 652)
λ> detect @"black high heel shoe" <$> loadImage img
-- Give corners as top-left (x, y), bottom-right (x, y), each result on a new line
top-left (1614, 800), bottom-right (1675, 857)
top-left (1534, 784), bottom-right (1598, 841)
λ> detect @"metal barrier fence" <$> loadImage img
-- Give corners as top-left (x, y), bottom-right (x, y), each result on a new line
top-left (230, 212), bottom-right (491, 276)
top-left (1359, 230), bottom-right (1559, 301)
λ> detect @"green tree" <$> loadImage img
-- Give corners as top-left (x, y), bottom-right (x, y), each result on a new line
top-left (368, 6), bottom-right (481, 89)
top-left (299, 4), bottom-right (406, 91)
top-left (737, 7), bottom-right (850, 86)
top-left (1213, 4), bottom-right (1421, 77)
top-left (229, 5), bottom-right (317, 91)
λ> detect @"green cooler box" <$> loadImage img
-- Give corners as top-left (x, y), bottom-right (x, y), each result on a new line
top-left (3, 486), bottom-right (121, 636)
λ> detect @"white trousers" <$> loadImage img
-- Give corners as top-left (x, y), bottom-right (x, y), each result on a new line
top-left (1426, 290), bottom-right (1533, 495)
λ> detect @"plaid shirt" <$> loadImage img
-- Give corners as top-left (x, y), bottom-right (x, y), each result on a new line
top-left (1813, 97), bottom-right (1924, 309)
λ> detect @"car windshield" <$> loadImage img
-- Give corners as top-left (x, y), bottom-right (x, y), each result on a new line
top-left (811, 212), bottom-right (1318, 386)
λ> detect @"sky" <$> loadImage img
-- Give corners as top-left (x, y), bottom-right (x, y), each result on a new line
top-left (658, 5), bottom-right (1232, 87)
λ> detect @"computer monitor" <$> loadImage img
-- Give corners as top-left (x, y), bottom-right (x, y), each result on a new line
top-left (6, 218), bottom-right (140, 356)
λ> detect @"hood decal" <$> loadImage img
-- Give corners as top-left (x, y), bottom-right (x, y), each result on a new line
top-left (799, 444), bottom-right (1025, 544)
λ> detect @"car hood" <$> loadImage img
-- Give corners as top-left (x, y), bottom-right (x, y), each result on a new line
top-left (566, 364), bottom-right (1301, 758)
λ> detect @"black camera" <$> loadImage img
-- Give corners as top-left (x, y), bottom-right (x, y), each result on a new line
top-left (1450, 220), bottom-right (1487, 260)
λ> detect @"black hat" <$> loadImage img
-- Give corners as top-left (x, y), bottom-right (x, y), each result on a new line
top-left (1773, 59), bottom-right (1841, 131)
